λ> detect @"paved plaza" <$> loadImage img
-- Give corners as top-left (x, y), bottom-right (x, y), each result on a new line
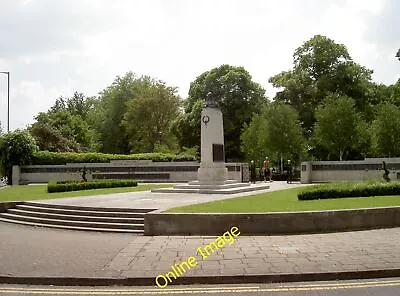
top-left (34, 181), bottom-right (308, 210)
top-left (0, 221), bottom-right (400, 280)
top-left (1, 181), bottom-right (399, 285)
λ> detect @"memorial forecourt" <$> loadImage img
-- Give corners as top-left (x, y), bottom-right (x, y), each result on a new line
top-left (155, 226), bottom-right (241, 288)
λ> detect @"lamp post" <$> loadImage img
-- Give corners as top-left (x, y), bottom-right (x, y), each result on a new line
top-left (0, 71), bottom-right (10, 133)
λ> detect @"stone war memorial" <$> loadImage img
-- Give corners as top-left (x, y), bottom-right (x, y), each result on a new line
top-left (153, 92), bottom-right (269, 194)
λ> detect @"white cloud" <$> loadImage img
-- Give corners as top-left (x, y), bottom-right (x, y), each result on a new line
top-left (0, 80), bottom-right (76, 130)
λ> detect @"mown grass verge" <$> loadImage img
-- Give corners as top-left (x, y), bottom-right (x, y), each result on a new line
top-left (0, 183), bottom-right (172, 202)
top-left (167, 182), bottom-right (400, 213)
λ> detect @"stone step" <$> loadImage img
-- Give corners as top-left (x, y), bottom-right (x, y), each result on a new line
top-left (7, 209), bottom-right (144, 224)
top-left (188, 179), bottom-right (238, 185)
top-left (153, 184), bottom-right (270, 194)
top-left (174, 183), bottom-right (250, 190)
top-left (22, 201), bottom-right (156, 213)
top-left (0, 213), bottom-right (144, 230)
top-left (15, 205), bottom-right (148, 218)
top-left (0, 217), bottom-right (142, 233)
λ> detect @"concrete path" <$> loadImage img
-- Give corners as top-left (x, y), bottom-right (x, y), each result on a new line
top-left (36, 181), bottom-right (308, 210)
top-left (0, 222), bottom-right (399, 284)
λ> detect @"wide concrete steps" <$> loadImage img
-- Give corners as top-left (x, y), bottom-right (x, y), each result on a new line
top-left (153, 183), bottom-right (270, 194)
top-left (174, 183), bottom-right (250, 190)
top-left (0, 202), bottom-right (157, 233)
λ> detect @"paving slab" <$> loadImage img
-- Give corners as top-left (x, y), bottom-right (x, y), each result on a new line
top-left (1, 222), bottom-right (400, 285)
top-left (35, 181), bottom-right (307, 210)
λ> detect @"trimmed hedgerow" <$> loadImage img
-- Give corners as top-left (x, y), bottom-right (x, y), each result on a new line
top-left (47, 179), bottom-right (138, 193)
top-left (32, 151), bottom-right (197, 165)
top-left (54, 180), bottom-right (121, 184)
top-left (298, 180), bottom-right (400, 200)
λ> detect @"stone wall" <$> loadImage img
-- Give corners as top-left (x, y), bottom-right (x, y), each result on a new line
top-left (0, 202), bottom-right (17, 213)
top-left (301, 158), bottom-right (400, 183)
top-left (12, 161), bottom-right (246, 185)
top-left (144, 206), bottom-right (400, 235)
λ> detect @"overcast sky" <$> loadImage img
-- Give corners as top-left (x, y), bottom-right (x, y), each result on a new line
top-left (0, 0), bottom-right (399, 131)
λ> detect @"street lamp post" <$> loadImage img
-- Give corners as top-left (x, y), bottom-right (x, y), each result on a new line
top-left (0, 71), bottom-right (10, 133)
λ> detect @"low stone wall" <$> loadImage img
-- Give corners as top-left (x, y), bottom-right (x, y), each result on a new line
top-left (144, 207), bottom-right (400, 235)
top-left (12, 161), bottom-right (246, 185)
top-left (301, 158), bottom-right (400, 184)
top-left (0, 202), bottom-right (18, 213)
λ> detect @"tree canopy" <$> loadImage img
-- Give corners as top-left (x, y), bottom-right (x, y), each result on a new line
top-left (0, 130), bottom-right (38, 184)
top-left (24, 35), bottom-right (400, 163)
top-left (372, 103), bottom-right (400, 157)
top-left (241, 102), bottom-right (305, 165)
top-left (95, 73), bottom-right (182, 154)
top-left (175, 64), bottom-right (266, 161)
top-left (122, 79), bottom-right (181, 153)
top-left (29, 92), bottom-right (99, 152)
top-left (314, 94), bottom-right (369, 161)
top-left (269, 35), bottom-right (372, 136)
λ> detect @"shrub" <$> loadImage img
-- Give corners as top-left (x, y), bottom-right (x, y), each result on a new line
top-left (54, 179), bottom-right (121, 184)
top-left (298, 181), bottom-right (400, 200)
top-left (0, 130), bottom-right (39, 184)
top-left (32, 151), bottom-right (198, 165)
top-left (271, 171), bottom-right (301, 181)
top-left (47, 179), bottom-right (138, 193)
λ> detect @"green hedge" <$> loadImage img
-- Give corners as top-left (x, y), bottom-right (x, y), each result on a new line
top-left (47, 179), bottom-right (138, 193)
top-left (252, 169), bottom-right (300, 181)
top-left (270, 171), bottom-right (300, 181)
top-left (32, 151), bottom-right (197, 165)
top-left (54, 180), bottom-right (122, 184)
top-left (298, 181), bottom-right (400, 200)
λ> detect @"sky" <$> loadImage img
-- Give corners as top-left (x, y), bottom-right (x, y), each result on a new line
top-left (0, 0), bottom-right (399, 131)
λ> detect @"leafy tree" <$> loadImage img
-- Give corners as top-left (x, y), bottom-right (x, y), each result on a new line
top-left (371, 103), bottom-right (400, 157)
top-left (176, 64), bottom-right (266, 161)
top-left (97, 73), bottom-right (160, 154)
top-left (367, 83), bottom-right (392, 105)
top-left (172, 100), bottom-right (203, 154)
top-left (29, 122), bottom-right (80, 152)
top-left (241, 102), bottom-right (305, 166)
top-left (30, 91), bottom-right (100, 152)
top-left (365, 81), bottom-right (400, 109)
top-left (30, 111), bottom-right (98, 152)
top-left (314, 94), bottom-right (369, 161)
top-left (397, 49), bottom-right (400, 61)
top-left (0, 121), bottom-right (3, 136)
top-left (122, 81), bottom-right (181, 153)
top-left (240, 113), bottom-right (265, 163)
top-left (0, 130), bottom-right (38, 184)
top-left (389, 81), bottom-right (400, 106)
top-left (269, 35), bottom-right (373, 136)
top-left (50, 92), bottom-right (96, 121)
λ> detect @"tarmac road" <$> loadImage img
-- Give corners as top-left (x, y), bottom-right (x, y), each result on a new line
top-left (2, 278), bottom-right (400, 295)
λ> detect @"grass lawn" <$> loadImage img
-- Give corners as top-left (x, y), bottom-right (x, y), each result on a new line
top-left (0, 184), bottom-right (172, 202)
top-left (167, 186), bottom-right (400, 213)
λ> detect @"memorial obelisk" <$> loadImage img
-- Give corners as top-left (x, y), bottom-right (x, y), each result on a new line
top-left (151, 92), bottom-right (269, 193)
top-left (197, 92), bottom-right (228, 185)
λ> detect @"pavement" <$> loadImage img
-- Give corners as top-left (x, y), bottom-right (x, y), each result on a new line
top-left (0, 181), bottom-right (399, 286)
top-left (3, 279), bottom-right (400, 295)
top-left (1, 221), bottom-right (400, 286)
top-left (35, 181), bottom-right (308, 210)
